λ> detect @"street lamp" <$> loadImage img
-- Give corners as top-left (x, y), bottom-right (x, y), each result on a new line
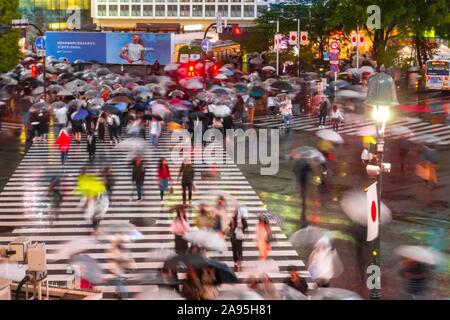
top-left (364, 66), bottom-right (399, 300)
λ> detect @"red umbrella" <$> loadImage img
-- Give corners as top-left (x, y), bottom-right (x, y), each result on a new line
top-left (55, 130), bottom-right (71, 152)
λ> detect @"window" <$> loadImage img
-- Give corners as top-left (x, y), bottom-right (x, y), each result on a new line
top-left (131, 0), bottom-right (141, 2)
top-left (167, 0), bottom-right (177, 2)
top-left (131, 5), bottom-right (141, 16)
top-left (180, 5), bottom-right (190, 17)
top-left (109, 5), bottom-right (118, 16)
top-left (109, 0), bottom-right (118, 3)
top-left (143, 4), bottom-right (153, 15)
top-left (155, 5), bottom-right (165, 16)
top-left (218, 0), bottom-right (228, 2)
top-left (205, 0), bottom-right (215, 3)
top-left (120, 5), bottom-right (130, 16)
top-left (179, 0), bottom-right (189, 2)
top-left (243, 0), bottom-right (254, 2)
top-left (192, 0), bottom-right (203, 2)
top-left (231, 0), bottom-right (241, 2)
top-left (143, 0), bottom-right (153, 2)
top-left (167, 5), bottom-right (177, 16)
top-left (230, 5), bottom-right (241, 17)
top-left (205, 5), bottom-right (215, 17)
top-left (98, 5), bottom-right (107, 16)
top-left (257, 5), bottom-right (266, 17)
top-left (244, 5), bottom-right (254, 17)
top-left (192, 5), bottom-right (202, 17)
top-left (217, 5), bottom-right (228, 17)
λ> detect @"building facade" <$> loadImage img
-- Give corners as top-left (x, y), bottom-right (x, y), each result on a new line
top-left (91, 0), bottom-right (271, 30)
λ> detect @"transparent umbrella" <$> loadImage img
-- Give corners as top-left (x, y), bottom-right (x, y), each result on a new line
top-left (98, 222), bottom-right (143, 241)
top-left (395, 245), bottom-right (445, 266)
top-left (316, 129), bottom-right (344, 144)
top-left (183, 228), bottom-right (227, 252)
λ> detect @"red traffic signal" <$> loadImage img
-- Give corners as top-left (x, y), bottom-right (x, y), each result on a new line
top-left (31, 65), bottom-right (38, 78)
top-left (212, 63), bottom-right (220, 77)
top-left (231, 25), bottom-right (241, 35)
top-left (187, 63), bottom-right (196, 77)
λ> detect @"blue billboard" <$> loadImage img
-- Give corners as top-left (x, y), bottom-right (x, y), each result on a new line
top-left (45, 32), bottom-right (171, 65)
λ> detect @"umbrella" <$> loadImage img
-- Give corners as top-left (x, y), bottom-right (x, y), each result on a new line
top-left (335, 90), bottom-right (366, 99)
top-left (65, 79), bottom-right (87, 92)
top-left (51, 101), bottom-right (67, 110)
top-left (270, 81), bottom-right (294, 92)
top-left (151, 101), bottom-right (171, 118)
top-left (356, 125), bottom-right (377, 137)
top-left (249, 57), bottom-right (263, 65)
top-left (340, 190), bottom-right (392, 226)
top-left (210, 87), bottom-right (229, 95)
top-left (48, 84), bottom-right (64, 93)
top-left (168, 89), bottom-right (185, 98)
top-left (31, 102), bottom-right (49, 111)
top-left (395, 245), bottom-right (444, 265)
top-left (84, 89), bottom-right (100, 100)
top-left (215, 289), bottom-right (264, 300)
top-left (52, 237), bottom-right (97, 259)
top-left (96, 68), bottom-right (111, 77)
top-left (129, 102), bottom-right (148, 111)
top-left (164, 64), bottom-right (179, 72)
top-left (207, 259), bottom-right (239, 284)
top-left (98, 222), bottom-right (143, 241)
top-left (196, 92), bottom-right (218, 104)
top-left (363, 136), bottom-right (376, 144)
top-left (211, 105), bottom-right (232, 118)
top-left (32, 86), bottom-right (44, 95)
top-left (74, 173), bottom-right (106, 198)
top-left (233, 83), bottom-right (248, 94)
top-left (359, 66), bottom-right (375, 75)
top-left (135, 288), bottom-right (184, 300)
top-left (183, 229), bottom-right (227, 252)
top-left (56, 89), bottom-right (74, 97)
top-left (310, 288), bottom-right (363, 300)
top-left (262, 66), bottom-right (276, 72)
top-left (115, 102), bottom-right (128, 112)
top-left (164, 253), bottom-right (210, 270)
top-left (101, 105), bottom-right (120, 113)
top-left (71, 108), bottom-right (89, 121)
top-left (115, 137), bottom-right (147, 151)
top-left (70, 254), bottom-right (103, 284)
top-left (179, 78), bottom-right (204, 90)
top-left (108, 95), bottom-right (134, 105)
top-left (68, 99), bottom-right (85, 109)
top-left (249, 85), bottom-right (265, 98)
top-left (221, 70), bottom-right (234, 77)
top-left (290, 146), bottom-right (326, 163)
top-left (278, 285), bottom-right (309, 300)
top-left (290, 226), bottom-right (331, 246)
top-left (316, 129), bottom-right (344, 144)
top-left (215, 74), bottom-right (228, 80)
top-left (146, 249), bottom-right (177, 261)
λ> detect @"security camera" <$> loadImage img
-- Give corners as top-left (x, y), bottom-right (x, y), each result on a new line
top-left (381, 163), bottom-right (391, 173)
top-left (366, 165), bottom-right (381, 176)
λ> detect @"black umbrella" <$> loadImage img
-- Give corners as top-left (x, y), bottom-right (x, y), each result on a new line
top-left (207, 259), bottom-right (238, 284)
top-left (249, 86), bottom-right (265, 98)
top-left (48, 84), bottom-right (64, 93)
top-left (164, 253), bottom-right (210, 270)
top-left (210, 88), bottom-right (228, 95)
top-left (270, 81), bottom-right (294, 92)
top-left (96, 68), bottom-right (111, 77)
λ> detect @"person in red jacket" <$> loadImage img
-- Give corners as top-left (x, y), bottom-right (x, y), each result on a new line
top-left (55, 128), bottom-right (71, 166)
top-left (157, 158), bottom-right (172, 204)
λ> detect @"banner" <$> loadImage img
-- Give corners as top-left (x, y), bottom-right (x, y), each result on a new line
top-left (45, 32), bottom-right (171, 65)
top-left (366, 182), bottom-right (379, 241)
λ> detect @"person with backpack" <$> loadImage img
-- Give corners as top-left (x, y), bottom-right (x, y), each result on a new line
top-left (131, 156), bottom-right (146, 201)
top-left (229, 207), bottom-right (248, 271)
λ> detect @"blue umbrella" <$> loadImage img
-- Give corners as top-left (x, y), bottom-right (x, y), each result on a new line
top-left (130, 102), bottom-right (148, 111)
top-left (71, 108), bottom-right (89, 121)
top-left (221, 70), bottom-right (234, 76)
top-left (115, 102), bottom-right (128, 112)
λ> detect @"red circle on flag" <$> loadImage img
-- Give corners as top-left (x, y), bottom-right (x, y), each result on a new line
top-left (371, 201), bottom-right (377, 222)
top-left (291, 35), bottom-right (296, 41)
top-left (302, 35), bottom-right (307, 40)
top-left (360, 36), bottom-right (364, 43)
top-left (352, 36), bottom-right (356, 42)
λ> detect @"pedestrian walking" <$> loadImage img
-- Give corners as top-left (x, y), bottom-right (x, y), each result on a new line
top-left (257, 216), bottom-right (272, 261)
top-left (194, 203), bottom-right (214, 229)
top-left (53, 104), bottom-right (68, 135)
top-left (293, 158), bottom-right (312, 227)
top-left (399, 257), bottom-right (432, 300)
top-left (30, 109), bottom-right (42, 142)
top-left (399, 139), bottom-right (410, 173)
top-left (330, 104), bottom-right (344, 132)
top-left (229, 207), bottom-right (248, 271)
top-left (107, 113), bottom-right (120, 145)
top-left (279, 96), bottom-right (293, 130)
top-left (100, 166), bottom-right (114, 203)
top-left (157, 158), bottom-right (172, 203)
top-left (318, 96), bottom-right (328, 128)
top-left (149, 116), bottom-right (161, 148)
top-left (234, 94), bottom-right (245, 124)
top-left (108, 235), bottom-right (136, 300)
top-left (267, 94), bottom-right (277, 115)
top-left (284, 265), bottom-right (309, 295)
top-left (70, 108), bottom-right (84, 144)
top-left (170, 206), bottom-right (190, 255)
top-left (131, 156), bottom-right (146, 201)
top-left (96, 112), bottom-right (106, 143)
top-left (46, 176), bottom-right (63, 224)
top-left (212, 196), bottom-right (228, 235)
top-left (55, 127), bottom-right (71, 166)
top-left (246, 96), bottom-right (256, 125)
top-left (86, 130), bottom-right (96, 165)
top-left (177, 159), bottom-right (195, 204)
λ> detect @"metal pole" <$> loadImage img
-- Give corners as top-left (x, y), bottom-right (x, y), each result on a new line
top-left (203, 23), bottom-right (216, 40)
top-left (276, 19), bottom-right (279, 76)
top-left (356, 26), bottom-right (360, 69)
top-left (30, 23), bottom-right (46, 102)
top-left (297, 18), bottom-right (301, 76)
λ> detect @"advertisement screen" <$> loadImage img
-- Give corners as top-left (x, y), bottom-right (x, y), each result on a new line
top-left (45, 32), bottom-right (171, 65)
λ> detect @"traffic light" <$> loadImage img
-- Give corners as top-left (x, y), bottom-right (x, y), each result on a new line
top-left (31, 65), bottom-right (38, 78)
top-left (231, 24), bottom-right (241, 36)
top-left (212, 63), bottom-right (220, 77)
top-left (187, 62), bottom-right (196, 77)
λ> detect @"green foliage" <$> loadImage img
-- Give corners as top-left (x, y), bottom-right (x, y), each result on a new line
top-left (0, 0), bottom-right (20, 73)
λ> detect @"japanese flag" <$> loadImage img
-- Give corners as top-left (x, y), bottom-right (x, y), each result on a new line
top-left (350, 33), bottom-right (358, 47)
top-left (274, 34), bottom-right (282, 51)
top-left (367, 182), bottom-right (379, 241)
top-left (358, 35), bottom-right (365, 47)
top-left (289, 31), bottom-right (298, 45)
top-left (300, 32), bottom-right (308, 45)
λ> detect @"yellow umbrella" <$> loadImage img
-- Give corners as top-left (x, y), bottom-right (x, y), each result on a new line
top-left (167, 122), bottom-right (183, 131)
top-left (74, 174), bottom-right (106, 198)
top-left (363, 136), bottom-right (376, 144)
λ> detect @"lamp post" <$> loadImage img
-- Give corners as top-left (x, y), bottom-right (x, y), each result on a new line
top-left (364, 66), bottom-right (399, 300)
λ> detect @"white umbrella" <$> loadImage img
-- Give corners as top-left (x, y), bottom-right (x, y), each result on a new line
top-left (212, 104), bottom-right (232, 118)
top-left (335, 90), bottom-right (366, 99)
top-left (115, 137), bottom-right (147, 151)
top-left (179, 77), bottom-right (204, 90)
top-left (359, 66), bottom-right (375, 75)
top-left (340, 190), bottom-right (392, 226)
top-left (356, 125), bottom-right (377, 137)
top-left (310, 288), bottom-right (363, 300)
top-left (316, 129), bottom-right (344, 144)
top-left (395, 245), bottom-right (445, 265)
top-left (151, 103), bottom-right (171, 118)
top-left (56, 89), bottom-right (74, 97)
top-left (262, 66), bottom-right (276, 72)
top-left (290, 146), bottom-right (326, 164)
top-left (242, 259), bottom-right (280, 274)
top-left (135, 288), bottom-right (185, 300)
top-left (183, 228), bottom-right (227, 251)
top-left (290, 226), bottom-right (331, 246)
top-left (214, 73), bottom-right (228, 80)
top-left (164, 64), bottom-right (179, 72)
top-left (98, 222), bottom-right (143, 241)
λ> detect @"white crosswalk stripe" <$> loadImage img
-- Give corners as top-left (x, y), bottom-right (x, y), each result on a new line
top-left (0, 126), bottom-right (312, 299)
top-left (252, 114), bottom-right (450, 145)
top-left (0, 121), bottom-right (23, 133)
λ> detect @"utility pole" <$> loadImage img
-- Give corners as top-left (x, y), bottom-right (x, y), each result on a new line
top-left (276, 19), bottom-right (280, 76)
top-left (297, 18), bottom-right (301, 76)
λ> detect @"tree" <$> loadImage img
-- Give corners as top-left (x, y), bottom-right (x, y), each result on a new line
top-left (0, 0), bottom-right (21, 73)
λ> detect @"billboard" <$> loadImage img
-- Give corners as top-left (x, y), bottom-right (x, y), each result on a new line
top-left (45, 32), bottom-right (172, 65)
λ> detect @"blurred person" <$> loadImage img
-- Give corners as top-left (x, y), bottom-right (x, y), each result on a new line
top-left (293, 158), bottom-right (312, 227)
top-left (131, 156), bottom-right (146, 201)
top-left (399, 258), bottom-right (432, 300)
top-left (229, 207), bottom-right (248, 271)
top-left (157, 158), bottom-right (172, 203)
top-left (330, 104), bottom-right (344, 132)
top-left (279, 95), bottom-right (293, 130)
top-left (170, 206), bottom-right (190, 254)
top-left (246, 95), bottom-right (256, 125)
top-left (92, 193), bottom-right (109, 234)
top-left (399, 139), bottom-right (410, 173)
top-left (257, 216), bottom-right (272, 261)
top-left (46, 176), bottom-right (63, 224)
top-left (318, 96), bottom-right (328, 128)
top-left (234, 94), bottom-right (246, 124)
top-left (200, 266), bottom-right (218, 300)
top-left (177, 159), bottom-right (195, 204)
top-left (30, 109), bottom-right (42, 142)
top-left (258, 274), bottom-right (281, 300)
top-left (95, 112), bottom-right (107, 143)
top-left (53, 104), bottom-right (68, 135)
top-left (212, 196), bottom-right (228, 236)
top-left (149, 116), bottom-right (162, 148)
top-left (86, 130), bottom-right (96, 165)
top-left (181, 266), bottom-right (203, 300)
top-left (70, 107), bottom-right (84, 144)
top-left (194, 203), bottom-right (214, 229)
top-left (55, 127), bottom-right (71, 166)
top-left (416, 145), bottom-right (438, 188)
top-left (267, 93), bottom-right (278, 115)
top-left (107, 113), bottom-right (121, 145)
top-left (109, 235), bottom-right (136, 300)
top-left (101, 166), bottom-right (114, 204)
top-left (284, 265), bottom-right (309, 295)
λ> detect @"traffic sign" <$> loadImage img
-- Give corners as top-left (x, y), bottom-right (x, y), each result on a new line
top-left (37, 50), bottom-right (46, 57)
top-left (11, 19), bottom-right (29, 29)
top-left (200, 39), bottom-right (212, 53)
top-left (35, 37), bottom-right (46, 51)
top-left (216, 13), bottom-right (223, 34)
top-left (330, 64), bottom-right (339, 73)
top-left (323, 52), bottom-right (330, 61)
top-left (330, 41), bottom-right (339, 50)
top-left (330, 60), bottom-right (339, 65)
top-left (330, 53), bottom-right (339, 61)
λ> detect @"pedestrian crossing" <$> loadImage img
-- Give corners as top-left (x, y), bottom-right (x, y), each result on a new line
top-left (252, 114), bottom-right (450, 145)
top-left (0, 121), bottom-right (22, 134)
top-left (0, 125), bottom-right (313, 299)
